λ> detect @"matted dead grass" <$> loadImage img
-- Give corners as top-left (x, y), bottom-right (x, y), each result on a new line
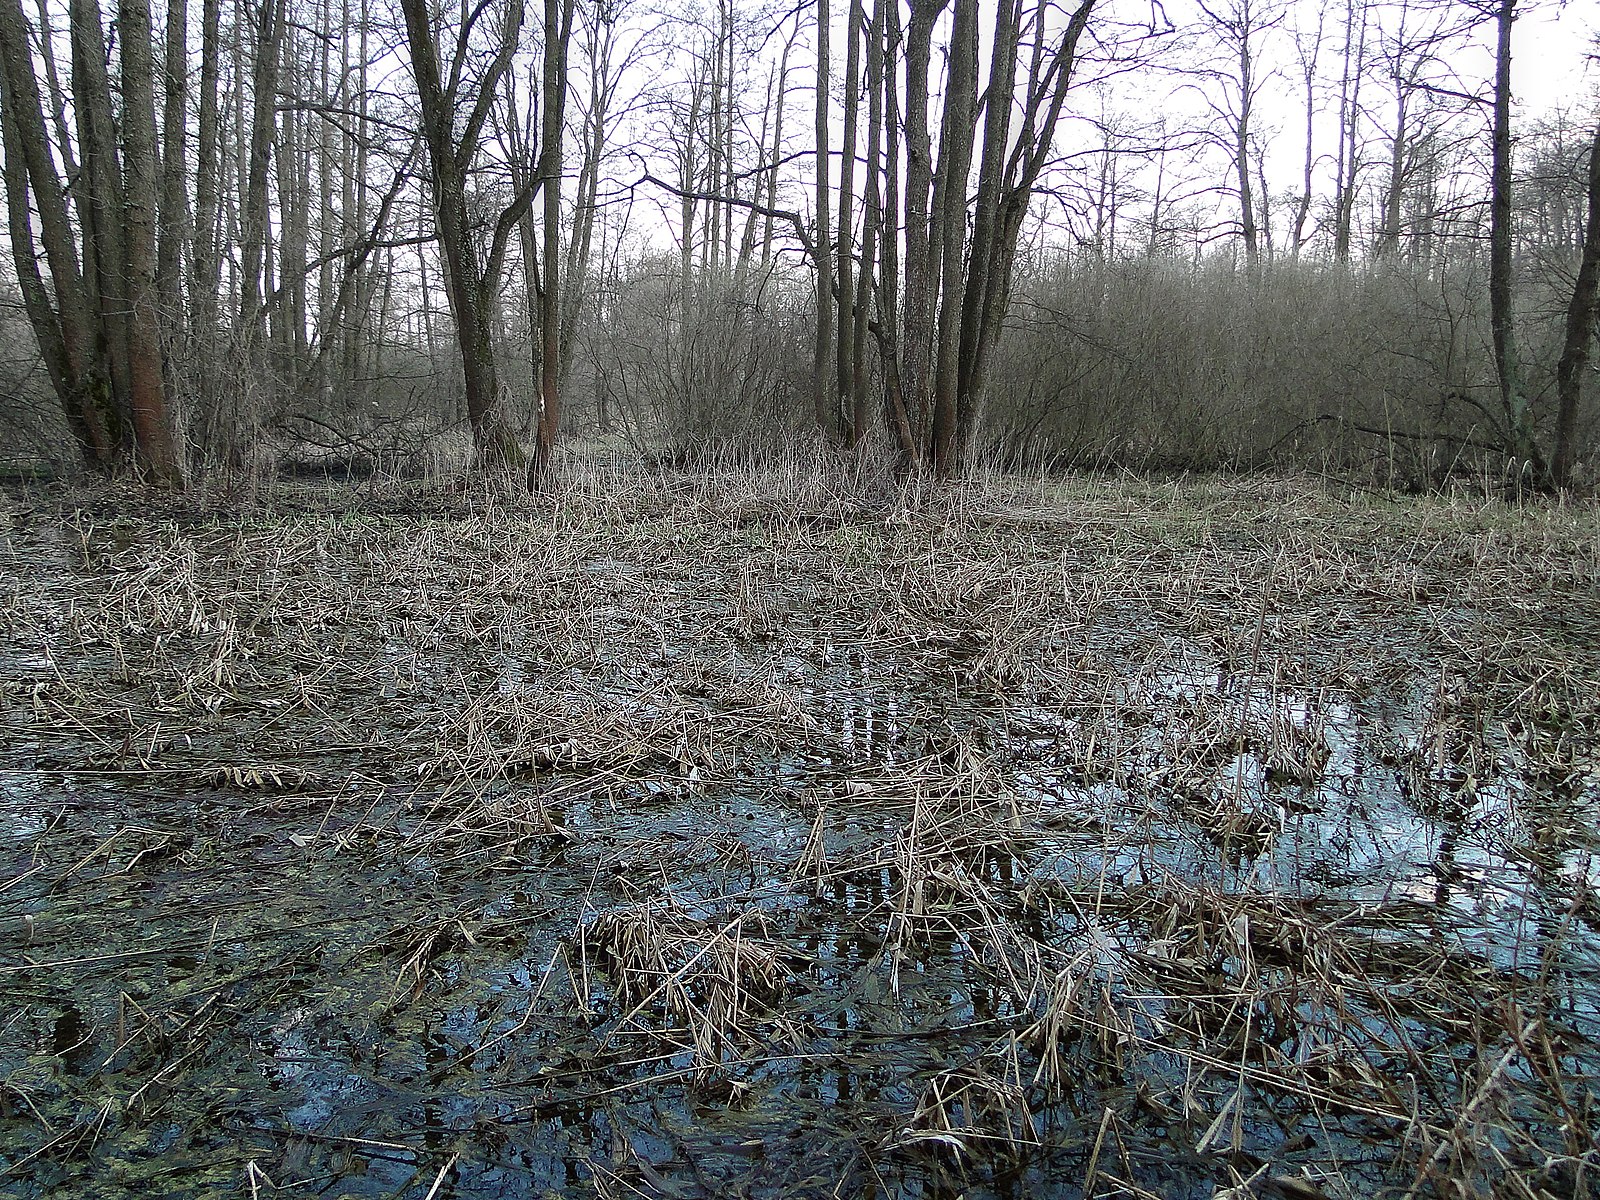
top-left (1, 454), bottom-right (1597, 1198)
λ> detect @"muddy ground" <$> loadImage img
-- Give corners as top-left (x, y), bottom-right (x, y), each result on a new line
top-left (2, 462), bottom-right (1598, 1198)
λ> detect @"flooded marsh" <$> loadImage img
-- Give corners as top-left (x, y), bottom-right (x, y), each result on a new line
top-left (2, 466), bottom-right (1599, 1198)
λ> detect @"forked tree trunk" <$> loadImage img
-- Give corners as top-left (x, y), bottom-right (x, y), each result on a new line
top-left (401, 0), bottom-right (530, 469)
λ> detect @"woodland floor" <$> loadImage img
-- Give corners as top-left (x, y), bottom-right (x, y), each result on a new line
top-left (1, 460), bottom-right (1599, 1199)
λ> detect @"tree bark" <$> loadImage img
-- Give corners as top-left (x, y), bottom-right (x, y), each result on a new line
top-left (69, 0), bottom-right (134, 435)
top-left (812, 0), bottom-right (833, 435)
top-left (1552, 123), bottom-right (1600, 489)
top-left (1488, 0), bottom-right (1537, 474)
top-left (1333, 0), bottom-right (1366, 262)
top-left (900, 0), bottom-right (945, 453)
top-left (958, 0), bottom-right (1022, 460)
top-left (158, 0), bottom-right (190, 355)
top-left (953, 0), bottom-right (1094, 464)
top-left (533, 0), bottom-right (575, 477)
top-left (929, 0), bottom-right (977, 475)
top-left (239, 0), bottom-right (284, 349)
top-left (120, 0), bottom-right (187, 484)
top-left (401, 0), bottom-right (529, 469)
top-left (876, 0), bottom-right (916, 464)
top-left (192, 0), bottom-right (222, 403)
top-left (851, 0), bottom-right (883, 446)
top-left (0, 0), bottom-right (116, 465)
top-left (836, 0), bottom-right (861, 443)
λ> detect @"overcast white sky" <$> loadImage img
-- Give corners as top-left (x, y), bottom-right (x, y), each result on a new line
top-left (1501, 1), bottom-right (1595, 112)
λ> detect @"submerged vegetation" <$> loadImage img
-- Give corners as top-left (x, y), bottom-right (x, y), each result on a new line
top-left (2, 457), bottom-right (1598, 1197)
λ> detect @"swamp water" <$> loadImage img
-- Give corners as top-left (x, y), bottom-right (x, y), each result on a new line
top-left (1, 480), bottom-right (1598, 1198)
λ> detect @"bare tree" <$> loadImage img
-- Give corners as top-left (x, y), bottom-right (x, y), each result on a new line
top-left (1332, 0), bottom-right (1369, 261)
top-left (1287, 8), bottom-right (1320, 257)
top-left (1, 0), bottom-right (184, 481)
top-left (1484, 0), bottom-right (1536, 474)
top-left (1552, 122), bottom-right (1600, 489)
top-left (0, 0), bottom-right (117, 465)
top-left (945, 0), bottom-right (1099, 470)
top-left (400, 0), bottom-right (535, 467)
top-left (1194, 0), bottom-right (1285, 267)
top-left (158, 0), bottom-right (190, 352)
top-left (532, 0), bottom-right (578, 476)
top-left (120, 0), bottom-right (185, 482)
top-left (812, 0), bottom-right (832, 435)
top-left (835, 0), bottom-right (862, 443)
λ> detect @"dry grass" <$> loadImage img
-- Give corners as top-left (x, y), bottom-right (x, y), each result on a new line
top-left (1, 456), bottom-right (1597, 1197)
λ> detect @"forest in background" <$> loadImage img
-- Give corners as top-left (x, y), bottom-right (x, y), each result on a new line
top-left (0, 0), bottom-right (1598, 489)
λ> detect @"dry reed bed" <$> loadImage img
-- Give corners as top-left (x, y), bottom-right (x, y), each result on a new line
top-left (0, 460), bottom-right (1597, 1198)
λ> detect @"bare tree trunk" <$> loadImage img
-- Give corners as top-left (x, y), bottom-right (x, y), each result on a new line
top-left (343, 0), bottom-right (373, 395)
top-left (678, 75), bottom-right (703, 327)
top-left (736, 60), bottom-right (775, 290)
top-left (1289, 12), bottom-right (1320, 257)
top-left (812, 0), bottom-right (833, 435)
top-left (69, 0), bottom-right (133, 437)
top-left (401, 0), bottom-right (530, 468)
top-left (1333, 0), bottom-right (1367, 263)
top-left (876, 0), bottom-right (915, 463)
top-left (239, 0), bottom-right (284, 349)
top-left (1234, 1), bottom-right (1259, 264)
top-left (275, 57), bottom-right (307, 377)
top-left (972, 0), bottom-right (1093, 436)
top-left (929, 0), bottom-right (977, 475)
top-left (851, 0), bottom-right (883, 445)
top-left (1488, 0), bottom-right (1536, 474)
top-left (900, 0), bottom-right (946, 454)
top-left (1254, 143), bottom-right (1273, 261)
top-left (313, 0), bottom-right (336, 405)
top-left (1375, 74), bottom-right (1408, 258)
top-left (1, 106), bottom-right (81, 451)
top-left (31, 0), bottom-right (76, 179)
top-left (722, 0), bottom-right (735, 270)
top-left (1552, 123), bottom-right (1600, 489)
top-left (705, 13), bottom-right (724, 278)
top-left (533, 0), bottom-right (575, 476)
top-left (0, 0), bottom-right (116, 465)
top-left (159, 0), bottom-right (189, 358)
top-left (836, 0), bottom-right (861, 444)
top-left (192, 0), bottom-right (222, 401)
top-left (559, 2), bottom-right (616, 394)
top-left (957, 0), bottom-right (1021, 460)
top-left (120, 0), bottom-right (186, 484)
top-left (760, 30), bottom-right (793, 272)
